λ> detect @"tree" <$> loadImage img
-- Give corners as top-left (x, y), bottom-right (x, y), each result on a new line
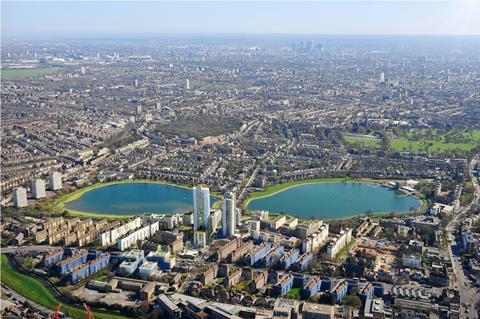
top-left (344, 295), bottom-right (362, 308)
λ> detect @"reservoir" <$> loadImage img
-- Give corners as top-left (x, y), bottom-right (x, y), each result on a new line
top-left (65, 183), bottom-right (218, 215)
top-left (247, 182), bottom-right (421, 219)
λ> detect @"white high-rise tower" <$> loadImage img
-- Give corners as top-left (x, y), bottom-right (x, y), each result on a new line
top-left (32, 179), bottom-right (46, 199)
top-left (379, 72), bottom-right (385, 83)
top-left (193, 186), bottom-right (210, 231)
top-left (222, 192), bottom-right (236, 237)
top-left (13, 187), bottom-right (28, 208)
top-left (185, 79), bottom-right (191, 90)
top-left (49, 172), bottom-right (62, 191)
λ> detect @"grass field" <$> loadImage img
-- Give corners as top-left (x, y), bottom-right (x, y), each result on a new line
top-left (155, 114), bottom-right (242, 139)
top-left (1, 67), bottom-right (62, 80)
top-left (191, 80), bottom-right (251, 91)
top-left (343, 133), bottom-right (382, 148)
top-left (286, 287), bottom-right (301, 298)
top-left (1, 255), bottom-right (126, 319)
top-left (390, 138), bottom-right (477, 153)
top-left (390, 129), bottom-right (480, 154)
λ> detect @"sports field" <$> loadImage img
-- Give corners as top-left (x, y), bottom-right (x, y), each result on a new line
top-left (390, 129), bottom-right (480, 154)
top-left (343, 133), bottom-right (382, 148)
top-left (1, 67), bottom-right (62, 80)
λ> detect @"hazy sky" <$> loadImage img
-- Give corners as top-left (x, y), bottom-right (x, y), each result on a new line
top-left (2, 1), bottom-right (480, 37)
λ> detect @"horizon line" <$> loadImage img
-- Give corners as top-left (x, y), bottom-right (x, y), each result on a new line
top-left (3, 31), bottom-right (480, 39)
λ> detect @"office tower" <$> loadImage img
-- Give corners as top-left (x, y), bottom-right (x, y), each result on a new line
top-left (13, 187), bottom-right (28, 208)
top-left (236, 208), bottom-right (242, 227)
top-left (185, 79), bottom-right (190, 90)
top-left (379, 72), bottom-right (385, 83)
top-left (136, 104), bottom-right (142, 114)
top-left (193, 186), bottom-right (210, 231)
top-left (80, 66), bottom-right (86, 75)
top-left (32, 179), bottom-right (46, 199)
top-left (144, 113), bottom-right (152, 122)
top-left (306, 39), bottom-right (314, 52)
top-left (134, 79), bottom-right (139, 87)
top-left (222, 192), bottom-right (236, 237)
top-left (156, 101), bottom-right (161, 110)
top-left (48, 172), bottom-right (62, 191)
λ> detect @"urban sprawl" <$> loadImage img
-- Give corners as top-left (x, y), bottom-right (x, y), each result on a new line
top-left (1, 36), bottom-right (480, 319)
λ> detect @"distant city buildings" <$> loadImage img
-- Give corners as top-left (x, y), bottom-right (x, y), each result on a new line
top-left (380, 71), bottom-right (385, 83)
top-left (185, 78), bottom-right (190, 90)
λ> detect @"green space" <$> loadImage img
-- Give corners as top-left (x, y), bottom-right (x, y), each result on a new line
top-left (389, 129), bottom-right (480, 155)
top-left (333, 238), bottom-right (357, 262)
top-left (232, 280), bottom-right (252, 291)
top-left (191, 80), bottom-right (252, 91)
top-left (460, 192), bottom-right (474, 206)
top-left (343, 133), bottom-right (382, 148)
top-left (1, 254), bottom-right (126, 319)
top-left (1, 67), bottom-right (62, 80)
top-left (286, 287), bottom-right (302, 298)
top-left (155, 115), bottom-right (242, 139)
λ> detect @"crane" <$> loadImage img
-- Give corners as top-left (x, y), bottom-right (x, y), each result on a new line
top-left (51, 303), bottom-right (62, 319)
top-left (83, 303), bottom-right (95, 319)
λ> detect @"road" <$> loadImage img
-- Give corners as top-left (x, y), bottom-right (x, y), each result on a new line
top-left (1, 245), bottom-right (58, 254)
top-left (446, 158), bottom-right (480, 318)
top-left (1, 284), bottom-right (64, 319)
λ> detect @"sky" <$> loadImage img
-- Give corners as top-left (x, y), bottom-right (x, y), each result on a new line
top-left (2, 1), bottom-right (480, 38)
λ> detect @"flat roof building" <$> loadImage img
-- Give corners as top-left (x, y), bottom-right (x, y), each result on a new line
top-left (49, 172), bottom-right (62, 191)
top-left (32, 179), bottom-right (46, 199)
top-left (13, 187), bottom-right (28, 208)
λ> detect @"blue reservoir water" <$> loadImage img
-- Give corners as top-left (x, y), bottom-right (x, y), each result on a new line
top-left (65, 183), bottom-right (217, 215)
top-left (247, 182), bottom-right (421, 219)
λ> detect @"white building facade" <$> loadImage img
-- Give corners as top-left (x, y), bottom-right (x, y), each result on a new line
top-left (222, 192), bottom-right (236, 237)
top-left (13, 187), bottom-right (28, 208)
top-left (32, 179), bottom-right (46, 199)
top-left (193, 186), bottom-right (210, 231)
